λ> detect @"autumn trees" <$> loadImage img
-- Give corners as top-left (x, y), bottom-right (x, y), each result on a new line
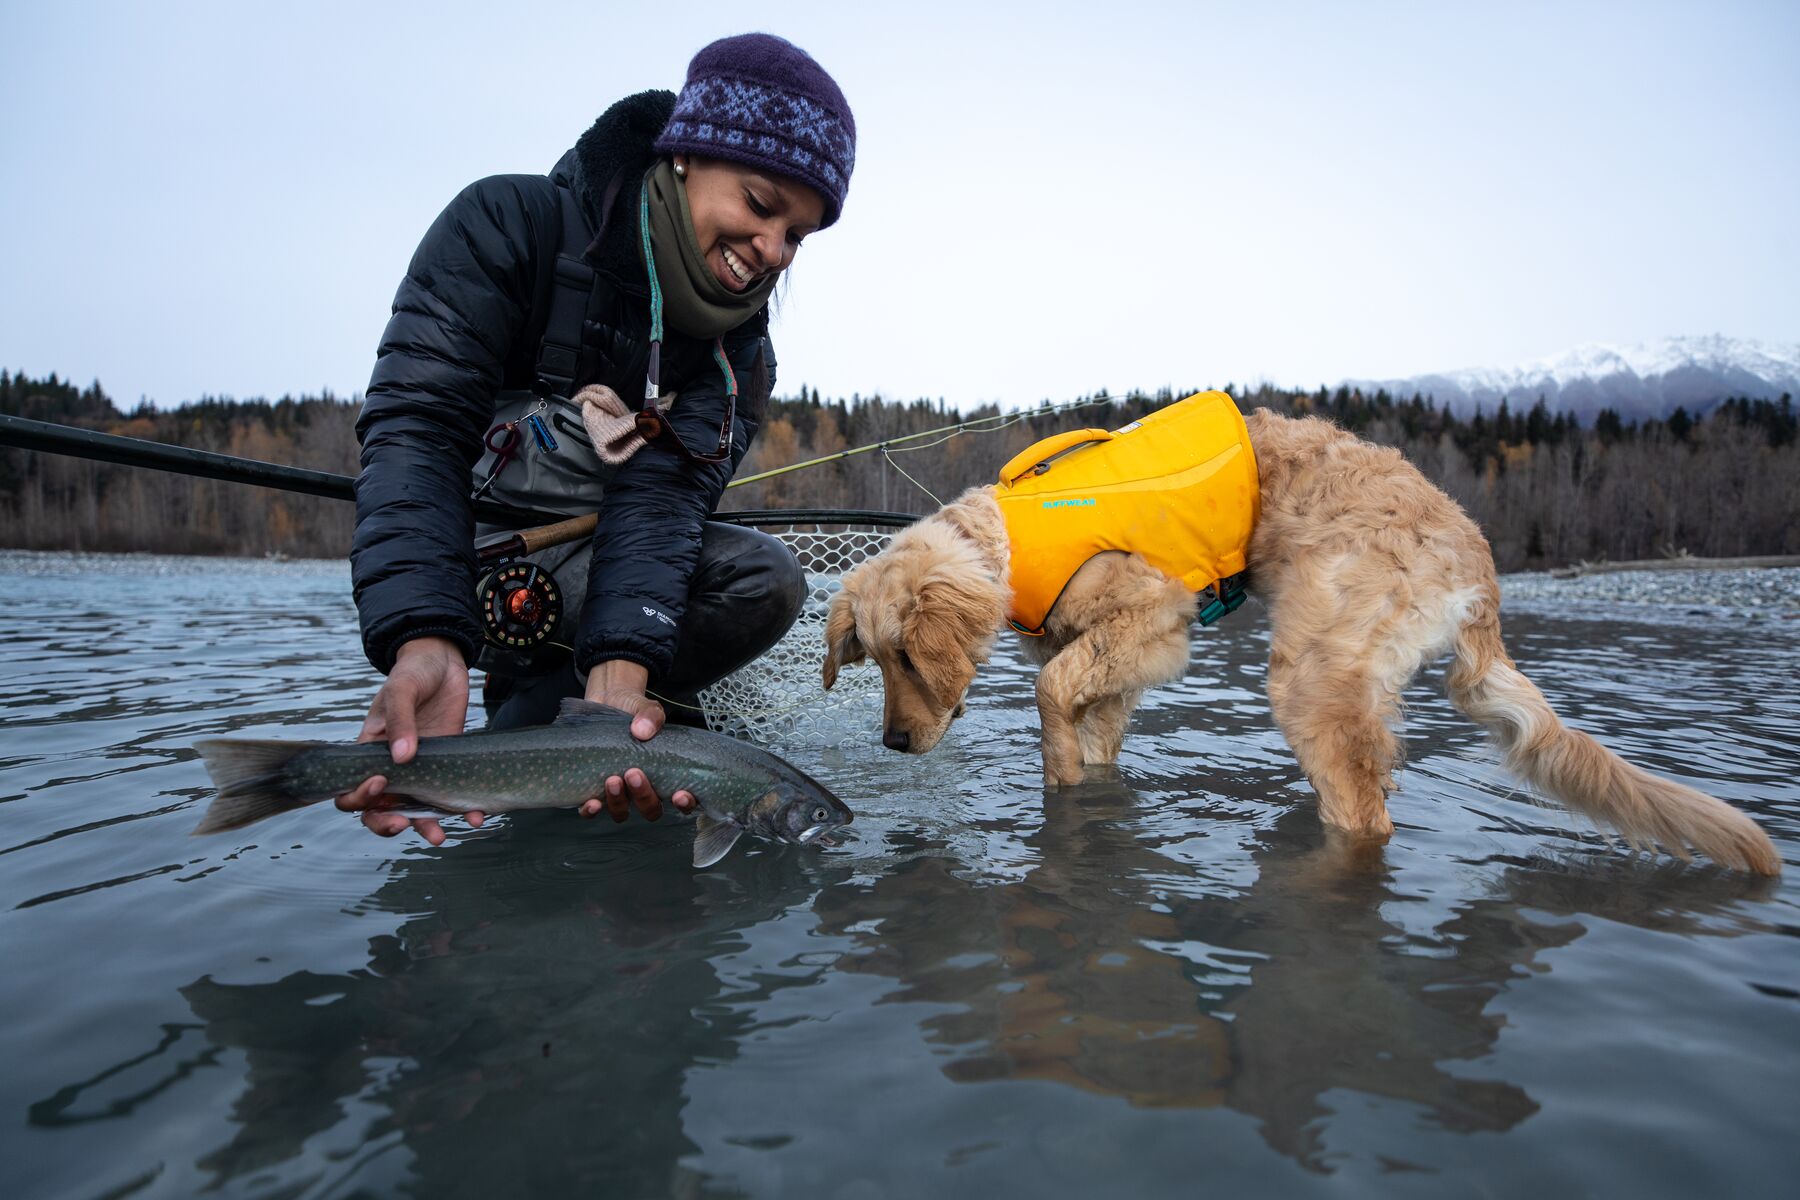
top-left (4, 371), bottom-right (1796, 571)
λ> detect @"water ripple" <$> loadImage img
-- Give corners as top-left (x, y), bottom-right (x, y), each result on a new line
top-left (4, 553), bottom-right (1800, 1198)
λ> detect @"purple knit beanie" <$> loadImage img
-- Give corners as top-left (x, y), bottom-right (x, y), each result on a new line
top-left (654, 33), bottom-right (856, 227)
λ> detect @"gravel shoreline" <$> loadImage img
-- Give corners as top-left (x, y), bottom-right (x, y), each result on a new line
top-left (1500, 565), bottom-right (1800, 615)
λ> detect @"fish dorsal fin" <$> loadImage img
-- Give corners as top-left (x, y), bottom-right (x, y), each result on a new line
top-left (554, 699), bottom-right (636, 726)
top-left (692, 813), bottom-right (745, 869)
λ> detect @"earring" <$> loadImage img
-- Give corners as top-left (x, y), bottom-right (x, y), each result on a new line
top-left (673, 159), bottom-right (686, 177)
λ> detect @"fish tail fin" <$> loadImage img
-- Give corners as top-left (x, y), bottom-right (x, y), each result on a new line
top-left (192, 739), bottom-right (327, 835)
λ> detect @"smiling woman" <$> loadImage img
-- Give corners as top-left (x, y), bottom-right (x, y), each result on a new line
top-left (677, 159), bottom-right (824, 291)
top-left (341, 33), bottom-right (856, 844)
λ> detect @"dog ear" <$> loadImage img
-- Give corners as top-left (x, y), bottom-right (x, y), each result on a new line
top-left (821, 588), bottom-right (866, 691)
top-left (904, 574), bottom-right (1002, 709)
top-left (906, 616), bottom-right (975, 710)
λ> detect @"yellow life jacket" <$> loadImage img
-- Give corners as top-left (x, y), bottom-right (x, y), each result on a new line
top-left (995, 390), bottom-right (1260, 635)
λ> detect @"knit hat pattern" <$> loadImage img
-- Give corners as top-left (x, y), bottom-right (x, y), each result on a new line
top-left (654, 33), bottom-right (856, 227)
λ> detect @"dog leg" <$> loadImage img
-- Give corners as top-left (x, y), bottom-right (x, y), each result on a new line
top-left (1267, 648), bottom-right (1400, 839)
top-left (1075, 691), bottom-right (1139, 765)
top-left (1037, 667), bottom-right (1088, 787)
top-left (1038, 619), bottom-right (1190, 787)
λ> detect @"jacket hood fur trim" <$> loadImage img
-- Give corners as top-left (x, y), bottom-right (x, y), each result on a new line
top-left (556, 89), bottom-right (678, 286)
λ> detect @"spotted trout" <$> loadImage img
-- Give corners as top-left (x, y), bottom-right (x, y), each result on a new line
top-left (192, 699), bottom-right (852, 867)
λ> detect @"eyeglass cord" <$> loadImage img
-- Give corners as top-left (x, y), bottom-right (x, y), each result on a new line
top-left (638, 180), bottom-right (738, 407)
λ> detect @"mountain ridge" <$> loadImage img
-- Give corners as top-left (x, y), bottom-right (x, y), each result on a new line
top-left (1344, 335), bottom-right (1799, 424)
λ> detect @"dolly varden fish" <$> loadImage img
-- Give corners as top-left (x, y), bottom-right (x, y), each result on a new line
top-left (192, 699), bottom-right (852, 867)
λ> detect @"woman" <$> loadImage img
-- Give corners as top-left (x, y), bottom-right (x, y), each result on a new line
top-left (337, 33), bottom-right (854, 842)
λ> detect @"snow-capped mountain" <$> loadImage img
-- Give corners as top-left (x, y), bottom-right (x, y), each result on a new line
top-left (1346, 335), bottom-right (1800, 425)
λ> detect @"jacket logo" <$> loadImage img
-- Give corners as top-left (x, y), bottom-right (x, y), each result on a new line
top-left (641, 606), bottom-right (677, 628)
top-left (1041, 498), bottom-right (1097, 509)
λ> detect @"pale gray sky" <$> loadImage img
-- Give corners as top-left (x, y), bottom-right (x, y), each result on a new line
top-left (3, 0), bottom-right (1796, 410)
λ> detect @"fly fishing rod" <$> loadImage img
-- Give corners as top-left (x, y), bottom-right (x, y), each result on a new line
top-left (4, 399), bottom-right (1121, 670)
top-left (0, 412), bottom-right (919, 541)
top-left (0, 412), bottom-right (565, 529)
top-left (3, 392), bottom-right (1117, 553)
top-left (3, 411), bottom-right (920, 670)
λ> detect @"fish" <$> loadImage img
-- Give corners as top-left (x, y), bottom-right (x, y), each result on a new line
top-left (192, 699), bottom-right (853, 867)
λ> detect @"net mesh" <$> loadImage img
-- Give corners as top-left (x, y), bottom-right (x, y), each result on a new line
top-left (694, 524), bottom-right (896, 747)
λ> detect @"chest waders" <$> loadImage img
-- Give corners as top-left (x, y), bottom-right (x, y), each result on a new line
top-left (468, 183), bottom-right (621, 675)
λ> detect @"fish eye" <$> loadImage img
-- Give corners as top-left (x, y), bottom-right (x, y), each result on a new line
top-left (811, 806), bottom-right (830, 824)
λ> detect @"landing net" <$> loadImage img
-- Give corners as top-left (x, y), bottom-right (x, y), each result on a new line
top-left (694, 515), bottom-right (909, 747)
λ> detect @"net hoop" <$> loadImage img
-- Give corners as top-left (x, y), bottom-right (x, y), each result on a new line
top-left (695, 509), bottom-right (916, 747)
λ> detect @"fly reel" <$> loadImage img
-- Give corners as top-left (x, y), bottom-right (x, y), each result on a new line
top-left (476, 561), bottom-right (563, 656)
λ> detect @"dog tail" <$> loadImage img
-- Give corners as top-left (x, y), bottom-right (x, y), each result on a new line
top-left (1445, 607), bottom-right (1779, 875)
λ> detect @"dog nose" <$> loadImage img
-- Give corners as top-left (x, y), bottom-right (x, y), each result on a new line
top-left (883, 728), bottom-right (911, 752)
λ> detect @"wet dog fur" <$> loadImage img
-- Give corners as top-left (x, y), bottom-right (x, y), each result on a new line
top-left (822, 408), bottom-right (1780, 875)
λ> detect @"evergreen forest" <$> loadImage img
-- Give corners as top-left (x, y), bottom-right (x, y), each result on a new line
top-left (4, 370), bottom-right (1796, 571)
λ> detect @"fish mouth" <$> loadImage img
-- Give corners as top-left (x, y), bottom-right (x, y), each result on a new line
top-left (796, 824), bottom-right (849, 848)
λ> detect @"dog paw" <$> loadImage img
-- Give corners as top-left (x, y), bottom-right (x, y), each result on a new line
top-left (1320, 810), bottom-right (1395, 841)
top-left (1043, 763), bottom-right (1086, 789)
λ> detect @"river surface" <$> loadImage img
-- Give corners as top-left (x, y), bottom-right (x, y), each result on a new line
top-left (3, 552), bottom-right (1798, 1199)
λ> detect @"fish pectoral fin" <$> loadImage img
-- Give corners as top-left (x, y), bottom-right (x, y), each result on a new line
top-left (554, 699), bottom-right (637, 727)
top-left (692, 813), bottom-right (746, 869)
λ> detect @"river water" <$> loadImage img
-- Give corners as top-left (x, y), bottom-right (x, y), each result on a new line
top-left (2, 552), bottom-right (1797, 1199)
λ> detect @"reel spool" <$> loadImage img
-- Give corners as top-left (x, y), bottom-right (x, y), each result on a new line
top-left (476, 561), bottom-right (563, 655)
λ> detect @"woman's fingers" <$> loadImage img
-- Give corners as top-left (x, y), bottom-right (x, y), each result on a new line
top-left (344, 638), bottom-right (475, 843)
top-left (380, 675), bottom-right (422, 764)
top-left (356, 811), bottom-right (479, 845)
top-left (360, 809), bottom-right (411, 837)
top-left (359, 811), bottom-right (443, 844)
top-left (338, 778), bottom-right (481, 844)
top-left (623, 768), bottom-right (662, 822)
top-left (629, 703), bottom-right (666, 741)
top-left (334, 775), bottom-right (388, 813)
top-left (605, 775), bottom-right (631, 822)
top-left (580, 773), bottom-right (673, 822)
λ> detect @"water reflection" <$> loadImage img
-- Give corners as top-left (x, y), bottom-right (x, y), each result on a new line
top-left (32, 778), bottom-right (1781, 1190)
top-left (28, 1023), bottom-right (216, 1129)
top-left (814, 773), bottom-right (1776, 1172)
top-left (8, 558), bottom-right (1795, 1194)
top-left (85, 819), bottom-right (849, 1196)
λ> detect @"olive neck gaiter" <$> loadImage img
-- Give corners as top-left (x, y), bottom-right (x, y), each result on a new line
top-left (641, 158), bottom-right (778, 340)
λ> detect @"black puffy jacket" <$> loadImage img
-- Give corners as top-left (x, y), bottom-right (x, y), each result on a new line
top-left (351, 91), bottom-right (773, 679)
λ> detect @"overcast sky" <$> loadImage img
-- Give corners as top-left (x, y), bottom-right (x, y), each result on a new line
top-left (4, 0), bottom-right (1796, 411)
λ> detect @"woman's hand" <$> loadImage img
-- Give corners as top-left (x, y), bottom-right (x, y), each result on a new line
top-left (580, 660), bottom-right (698, 823)
top-left (333, 635), bottom-right (483, 845)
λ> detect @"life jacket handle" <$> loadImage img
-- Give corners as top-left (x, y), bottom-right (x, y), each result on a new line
top-left (997, 428), bottom-right (1115, 487)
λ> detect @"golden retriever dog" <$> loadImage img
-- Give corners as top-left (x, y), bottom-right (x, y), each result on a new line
top-left (823, 407), bottom-right (1780, 875)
